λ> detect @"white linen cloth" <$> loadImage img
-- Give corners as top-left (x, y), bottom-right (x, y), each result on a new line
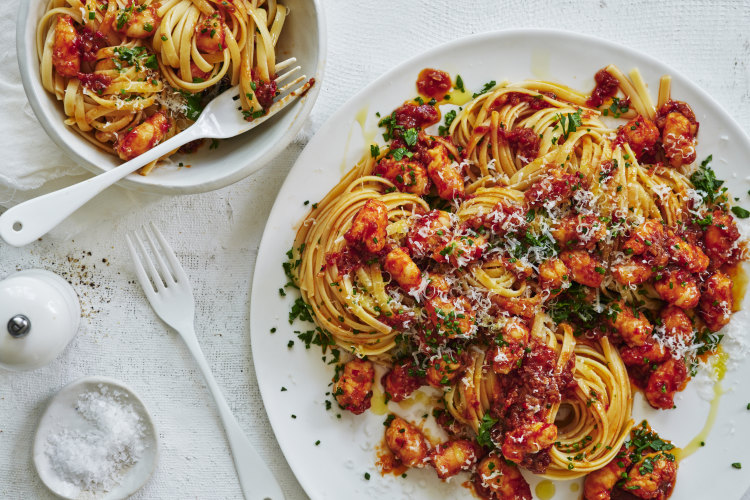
top-left (1, 0), bottom-right (749, 498)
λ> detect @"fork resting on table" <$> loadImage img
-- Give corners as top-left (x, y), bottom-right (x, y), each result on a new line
top-left (127, 222), bottom-right (284, 500)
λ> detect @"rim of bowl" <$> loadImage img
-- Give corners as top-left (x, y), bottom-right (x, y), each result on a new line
top-left (15, 0), bottom-right (327, 195)
top-left (32, 375), bottom-right (159, 500)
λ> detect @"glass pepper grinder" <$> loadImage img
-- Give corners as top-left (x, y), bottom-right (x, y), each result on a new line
top-left (0, 269), bottom-right (80, 371)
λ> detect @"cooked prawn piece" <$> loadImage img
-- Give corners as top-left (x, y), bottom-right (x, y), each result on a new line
top-left (622, 219), bottom-right (667, 265)
top-left (653, 268), bottom-right (700, 309)
top-left (612, 259), bottom-right (654, 286)
top-left (560, 250), bottom-right (604, 288)
top-left (617, 115), bottom-right (659, 161)
top-left (645, 358), bottom-right (688, 409)
top-left (501, 421), bottom-right (557, 463)
top-left (582, 451), bottom-right (631, 500)
top-left (660, 305), bottom-right (693, 346)
top-left (619, 340), bottom-right (669, 367)
top-left (114, 4), bottom-right (161, 39)
top-left (425, 353), bottom-right (466, 388)
top-left (474, 452), bottom-right (532, 500)
top-left (385, 416), bottom-right (429, 468)
top-left (332, 358), bottom-right (374, 415)
top-left (666, 233), bottom-right (709, 273)
top-left (491, 294), bottom-right (539, 320)
top-left (405, 210), bottom-right (451, 258)
top-left (661, 111), bottom-right (698, 168)
top-left (383, 247), bottom-right (422, 291)
top-left (344, 199), bottom-right (389, 253)
top-left (699, 271), bottom-right (733, 332)
top-left (425, 291), bottom-right (475, 339)
top-left (425, 143), bottom-right (465, 200)
top-left (179, 61), bottom-right (212, 82)
top-left (52, 15), bottom-right (80, 78)
top-left (195, 13), bottom-right (227, 53)
top-left (621, 452), bottom-right (678, 499)
top-left (464, 200), bottom-right (527, 237)
top-left (703, 209), bottom-right (741, 266)
top-left (538, 258), bottom-right (570, 295)
top-left (487, 317), bottom-right (530, 375)
top-left (430, 439), bottom-right (479, 479)
top-left (381, 360), bottom-right (423, 402)
top-left (524, 168), bottom-right (583, 207)
top-left (116, 111), bottom-right (172, 161)
top-left (375, 157), bottom-right (430, 195)
top-left (433, 234), bottom-right (487, 267)
top-left (551, 214), bottom-right (606, 250)
top-left (608, 300), bottom-right (652, 347)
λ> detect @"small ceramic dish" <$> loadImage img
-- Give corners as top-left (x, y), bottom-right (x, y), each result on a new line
top-left (33, 376), bottom-right (158, 500)
top-left (15, 0), bottom-right (325, 195)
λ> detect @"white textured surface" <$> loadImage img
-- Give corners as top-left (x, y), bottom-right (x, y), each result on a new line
top-left (0, 1), bottom-right (749, 499)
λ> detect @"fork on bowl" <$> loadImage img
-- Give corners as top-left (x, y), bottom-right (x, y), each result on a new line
top-left (0, 61), bottom-right (312, 248)
top-left (126, 222), bottom-right (284, 500)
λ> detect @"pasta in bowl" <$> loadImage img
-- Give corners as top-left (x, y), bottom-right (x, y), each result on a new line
top-left (17, 0), bottom-right (324, 193)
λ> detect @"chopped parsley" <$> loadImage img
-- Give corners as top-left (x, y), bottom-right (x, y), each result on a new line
top-left (472, 80), bottom-right (497, 98)
top-left (438, 109), bottom-right (457, 136)
top-left (454, 75), bottom-right (465, 93)
top-left (476, 413), bottom-right (498, 448)
top-left (690, 155), bottom-right (727, 206)
top-left (731, 206), bottom-right (750, 218)
top-left (555, 109), bottom-right (583, 141)
top-left (403, 128), bottom-right (418, 147)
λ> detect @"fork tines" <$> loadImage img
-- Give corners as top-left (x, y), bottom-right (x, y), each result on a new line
top-left (126, 222), bottom-right (188, 295)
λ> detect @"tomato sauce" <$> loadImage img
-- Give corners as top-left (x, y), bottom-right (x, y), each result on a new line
top-left (501, 127), bottom-right (540, 164)
top-left (416, 68), bottom-right (451, 100)
top-left (586, 68), bottom-right (619, 107)
top-left (77, 72), bottom-right (112, 93)
top-left (493, 91), bottom-right (554, 111)
top-left (254, 78), bottom-right (278, 110)
top-left (394, 102), bottom-right (440, 130)
top-left (324, 247), bottom-right (365, 277)
top-left (75, 27), bottom-right (108, 63)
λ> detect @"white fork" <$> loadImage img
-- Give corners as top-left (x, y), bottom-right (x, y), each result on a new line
top-left (126, 222), bottom-right (284, 500)
top-left (0, 58), bottom-right (312, 247)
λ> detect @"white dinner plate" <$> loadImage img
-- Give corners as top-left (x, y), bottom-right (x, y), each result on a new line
top-left (251, 29), bottom-right (750, 499)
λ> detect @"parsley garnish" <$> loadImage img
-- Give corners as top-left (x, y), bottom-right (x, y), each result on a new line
top-left (476, 413), bottom-right (497, 448)
top-left (390, 148), bottom-right (413, 161)
top-left (731, 206), bottom-right (750, 218)
top-left (178, 90), bottom-right (204, 121)
top-left (115, 10), bottom-right (130, 30)
top-left (403, 128), bottom-right (418, 147)
top-left (556, 109), bottom-right (583, 141)
top-left (472, 80), bottom-right (497, 98)
top-left (438, 109), bottom-right (456, 136)
top-left (690, 155), bottom-right (726, 205)
top-left (454, 75), bottom-right (465, 93)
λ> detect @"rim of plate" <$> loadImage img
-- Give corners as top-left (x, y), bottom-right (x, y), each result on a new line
top-left (15, 0), bottom-right (327, 195)
top-left (250, 28), bottom-right (750, 500)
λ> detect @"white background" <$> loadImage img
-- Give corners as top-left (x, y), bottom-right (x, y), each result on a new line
top-left (1, 1), bottom-right (749, 499)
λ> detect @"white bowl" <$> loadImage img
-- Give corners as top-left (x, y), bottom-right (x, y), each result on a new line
top-left (16, 0), bottom-right (325, 194)
top-left (33, 376), bottom-right (158, 500)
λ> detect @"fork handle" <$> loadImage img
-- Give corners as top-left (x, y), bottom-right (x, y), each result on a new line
top-left (180, 325), bottom-right (285, 500)
top-left (0, 127), bottom-right (202, 247)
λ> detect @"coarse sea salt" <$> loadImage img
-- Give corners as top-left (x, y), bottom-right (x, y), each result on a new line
top-left (44, 385), bottom-right (147, 495)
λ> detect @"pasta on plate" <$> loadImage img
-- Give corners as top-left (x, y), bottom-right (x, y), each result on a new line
top-left (288, 65), bottom-right (746, 499)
